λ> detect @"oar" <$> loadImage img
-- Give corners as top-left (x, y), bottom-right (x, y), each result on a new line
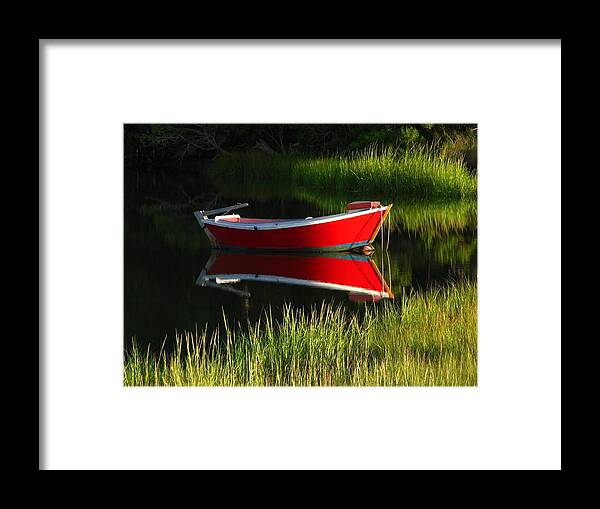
top-left (202, 280), bottom-right (251, 298)
top-left (195, 269), bottom-right (251, 297)
top-left (198, 202), bottom-right (249, 218)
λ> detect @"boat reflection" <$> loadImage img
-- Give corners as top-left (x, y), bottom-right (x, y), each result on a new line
top-left (196, 251), bottom-right (394, 301)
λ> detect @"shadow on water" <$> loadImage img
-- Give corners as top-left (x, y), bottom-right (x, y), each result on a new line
top-left (125, 170), bottom-right (477, 352)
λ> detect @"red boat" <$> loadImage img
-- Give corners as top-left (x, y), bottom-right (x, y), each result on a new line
top-left (194, 201), bottom-right (392, 252)
top-left (196, 251), bottom-right (394, 301)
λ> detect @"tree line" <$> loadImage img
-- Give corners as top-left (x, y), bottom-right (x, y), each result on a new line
top-left (125, 124), bottom-right (477, 171)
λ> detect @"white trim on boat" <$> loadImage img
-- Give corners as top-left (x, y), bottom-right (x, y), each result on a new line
top-left (198, 206), bottom-right (388, 231)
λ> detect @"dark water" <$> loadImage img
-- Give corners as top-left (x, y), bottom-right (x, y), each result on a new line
top-left (125, 169), bottom-right (477, 351)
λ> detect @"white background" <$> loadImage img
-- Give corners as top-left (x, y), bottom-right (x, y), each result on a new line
top-left (41, 41), bottom-right (561, 470)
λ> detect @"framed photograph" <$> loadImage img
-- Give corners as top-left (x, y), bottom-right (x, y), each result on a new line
top-left (124, 123), bottom-right (478, 387)
top-left (40, 40), bottom-right (561, 470)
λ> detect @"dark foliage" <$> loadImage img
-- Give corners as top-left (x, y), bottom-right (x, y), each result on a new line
top-left (125, 123), bottom-right (477, 171)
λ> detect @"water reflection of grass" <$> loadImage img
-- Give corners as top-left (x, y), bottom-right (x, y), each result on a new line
top-left (124, 281), bottom-right (477, 386)
top-left (372, 233), bottom-right (476, 291)
top-left (389, 199), bottom-right (476, 238)
top-left (139, 203), bottom-right (210, 252)
top-left (424, 235), bottom-right (477, 266)
top-left (210, 146), bottom-right (477, 199)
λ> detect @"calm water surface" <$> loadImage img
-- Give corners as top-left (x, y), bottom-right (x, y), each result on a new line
top-left (125, 169), bottom-right (477, 351)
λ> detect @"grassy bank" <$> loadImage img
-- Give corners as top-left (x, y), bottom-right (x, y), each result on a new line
top-left (209, 146), bottom-right (477, 199)
top-left (124, 281), bottom-right (477, 386)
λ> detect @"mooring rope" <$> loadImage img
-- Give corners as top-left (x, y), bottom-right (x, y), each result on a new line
top-left (379, 206), bottom-right (392, 297)
top-left (386, 207), bottom-right (391, 250)
top-left (387, 250), bottom-right (392, 299)
top-left (381, 208), bottom-right (386, 295)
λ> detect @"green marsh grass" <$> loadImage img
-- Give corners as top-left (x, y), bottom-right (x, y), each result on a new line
top-left (438, 130), bottom-right (478, 171)
top-left (209, 145), bottom-right (477, 199)
top-left (124, 281), bottom-right (477, 386)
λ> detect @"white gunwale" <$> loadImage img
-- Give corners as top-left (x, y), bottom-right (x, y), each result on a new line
top-left (196, 206), bottom-right (389, 231)
top-left (200, 272), bottom-right (390, 298)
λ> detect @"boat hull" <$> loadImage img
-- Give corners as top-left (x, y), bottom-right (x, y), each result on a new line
top-left (200, 206), bottom-right (391, 252)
